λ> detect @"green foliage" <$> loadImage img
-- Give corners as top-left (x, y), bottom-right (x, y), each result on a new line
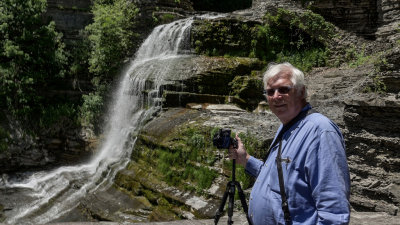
top-left (150, 125), bottom-right (221, 194)
top-left (192, 8), bottom-right (332, 72)
top-left (368, 75), bottom-right (387, 94)
top-left (192, 20), bottom-right (260, 57)
top-left (85, 0), bottom-right (139, 78)
top-left (160, 13), bottom-right (176, 24)
top-left (290, 10), bottom-right (336, 44)
top-left (0, 0), bottom-right (67, 122)
top-left (137, 125), bottom-right (264, 197)
top-left (68, 36), bottom-right (91, 80)
top-left (255, 9), bottom-right (333, 71)
top-left (362, 56), bottom-right (388, 94)
top-left (183, 166), bottom-right (218, 191)
top-left (80, 0), bottom-right (139, 129)
top-left (156, 148), bottom-right (218, 194)
top-left (345, 46), bottom-right (373, 68)
top-left (79, 92), bottom-right (104, 128)
top-left (276, 48), bottom-right (329, 72)
top-left (40, 103), bottom-right (78, 133)
top-left (188, 133), bottom-right (205, 149)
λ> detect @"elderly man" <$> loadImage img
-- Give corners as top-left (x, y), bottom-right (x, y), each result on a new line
top-left (230, 62), bottom-right (350, 225)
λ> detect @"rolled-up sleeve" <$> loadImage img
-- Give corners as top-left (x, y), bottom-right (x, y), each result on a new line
top-left (306, 130), bottom-right (351, 225)
top-left (245, 156), bottom-right (264, 178)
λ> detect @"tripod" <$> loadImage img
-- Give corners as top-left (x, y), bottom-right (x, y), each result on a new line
top-left (214, 159), bottom-right (253, 225)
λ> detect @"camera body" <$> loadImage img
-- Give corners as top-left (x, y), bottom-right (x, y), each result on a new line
top-left (213, 128), bottom-right (238, 149)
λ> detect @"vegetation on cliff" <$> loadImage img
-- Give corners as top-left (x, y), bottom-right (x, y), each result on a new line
top-left (192, 8), bottom-right (335, 73)
top-left (0, 0), bottom-right (67, 127)
top-left (115, 115), bottom-right (266, 220)
top-left (80, 0), bottom-right (140, 131)
top-left (0, 0), bottom-right (141, 136)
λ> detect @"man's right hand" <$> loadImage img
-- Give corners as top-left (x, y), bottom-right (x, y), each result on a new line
top-left (228, 134), bottom-right (250, 167)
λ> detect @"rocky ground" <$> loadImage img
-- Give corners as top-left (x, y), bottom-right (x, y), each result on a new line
top-left (2, 211), bottom-right (397, 225)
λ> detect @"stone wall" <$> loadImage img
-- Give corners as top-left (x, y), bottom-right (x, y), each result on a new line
top-left (308, 0), bottom-right (379, 39)
top-left (44, 0), bottom-right (93, 44)
top-left (376, 0), bottom-right (400, 43)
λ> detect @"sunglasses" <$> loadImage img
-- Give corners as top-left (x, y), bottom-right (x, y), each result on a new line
top-left (263, 86), bottom-right (293, 96)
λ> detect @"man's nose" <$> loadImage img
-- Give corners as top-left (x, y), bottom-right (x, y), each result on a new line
top-left (271, 90), bottom-right (282, 98)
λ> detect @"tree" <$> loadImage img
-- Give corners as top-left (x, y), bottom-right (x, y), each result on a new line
top-left (0, 0), bottom-right (67, 121)
top-left (80, 0), bottom-right (139, 130)
top-left (85, 0), bottom-right (139, 79)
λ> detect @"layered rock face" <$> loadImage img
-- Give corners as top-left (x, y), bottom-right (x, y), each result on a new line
top-left (44, 0), bottom-right (93, 44)
top-left (310, 0), bottom-right (379, 39)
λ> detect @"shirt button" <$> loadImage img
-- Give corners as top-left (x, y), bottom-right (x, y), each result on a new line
top-left (251, 214), bottom-right (253, 217)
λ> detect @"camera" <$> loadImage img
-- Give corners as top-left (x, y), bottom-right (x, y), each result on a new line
top-left (212, 128), bottom-right (238, 149)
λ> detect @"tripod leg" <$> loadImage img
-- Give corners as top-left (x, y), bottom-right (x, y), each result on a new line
top-left (235, 181), bottom-right (253, 225)
top-left (214, 181), bottom-right (231, 225)
top-left (227, 182), bottom-right (235, 225)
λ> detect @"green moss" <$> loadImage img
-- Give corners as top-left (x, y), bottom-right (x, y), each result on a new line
top-left (149, 205), bottom-right (180, 221)
top-left (120, 119), bottom-right (266, 220)
top-left (160, 13), bottom-right (176, 24)
top-left (142, 190), bottom-right (158, 204)
top-left (114, 171), bottom-right (142, 195)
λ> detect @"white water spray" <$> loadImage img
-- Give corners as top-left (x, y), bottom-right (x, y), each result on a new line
top-left (1, 18), bottom-right (194, 225)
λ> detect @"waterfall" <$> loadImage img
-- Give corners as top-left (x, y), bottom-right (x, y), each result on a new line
top-left (0, 18), bottom-right (194, 225)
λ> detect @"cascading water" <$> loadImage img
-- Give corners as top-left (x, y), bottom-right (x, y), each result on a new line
top-left (0, 17), bottom-right (194, 224)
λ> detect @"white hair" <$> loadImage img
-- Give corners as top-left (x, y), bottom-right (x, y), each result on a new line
top-left (262, 62), bottom-right (307, 99)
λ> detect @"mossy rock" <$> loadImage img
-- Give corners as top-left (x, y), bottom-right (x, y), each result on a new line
top-left (229, 74), bottom-right (265, 110)
top-left (149, 205), bottom-right (180, 221)
top-left (114, 170), bottom-right (143, 195)
top-left (191, 18), bottom-right (261, 57)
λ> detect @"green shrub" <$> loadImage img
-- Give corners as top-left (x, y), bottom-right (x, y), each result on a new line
top-left (40, 103), bottom-right (78, 133)
top-left (160, 13), bottom-right (176, 23)
top-left (85, 0), bottom-right (139, 78)
top-left (79, 92), bottom-right (104, 128)
top-left (188, 133), bottom-right (205, 149)
top-left (80, 0), bottom-right (140, 130)
top-left (255, 9), bottom-right (333, 71)
top-left (0, 0), bottom-right (67, 122)
top-left (193, 166), bottom-right (218, 190)
top-left (346, 46), bottom-right (373, 68)
top-left (276, 47), bottom-right (329, 72)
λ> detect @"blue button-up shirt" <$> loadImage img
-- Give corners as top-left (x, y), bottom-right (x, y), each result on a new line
top-left (246, 105), bottom-right (350, 225)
